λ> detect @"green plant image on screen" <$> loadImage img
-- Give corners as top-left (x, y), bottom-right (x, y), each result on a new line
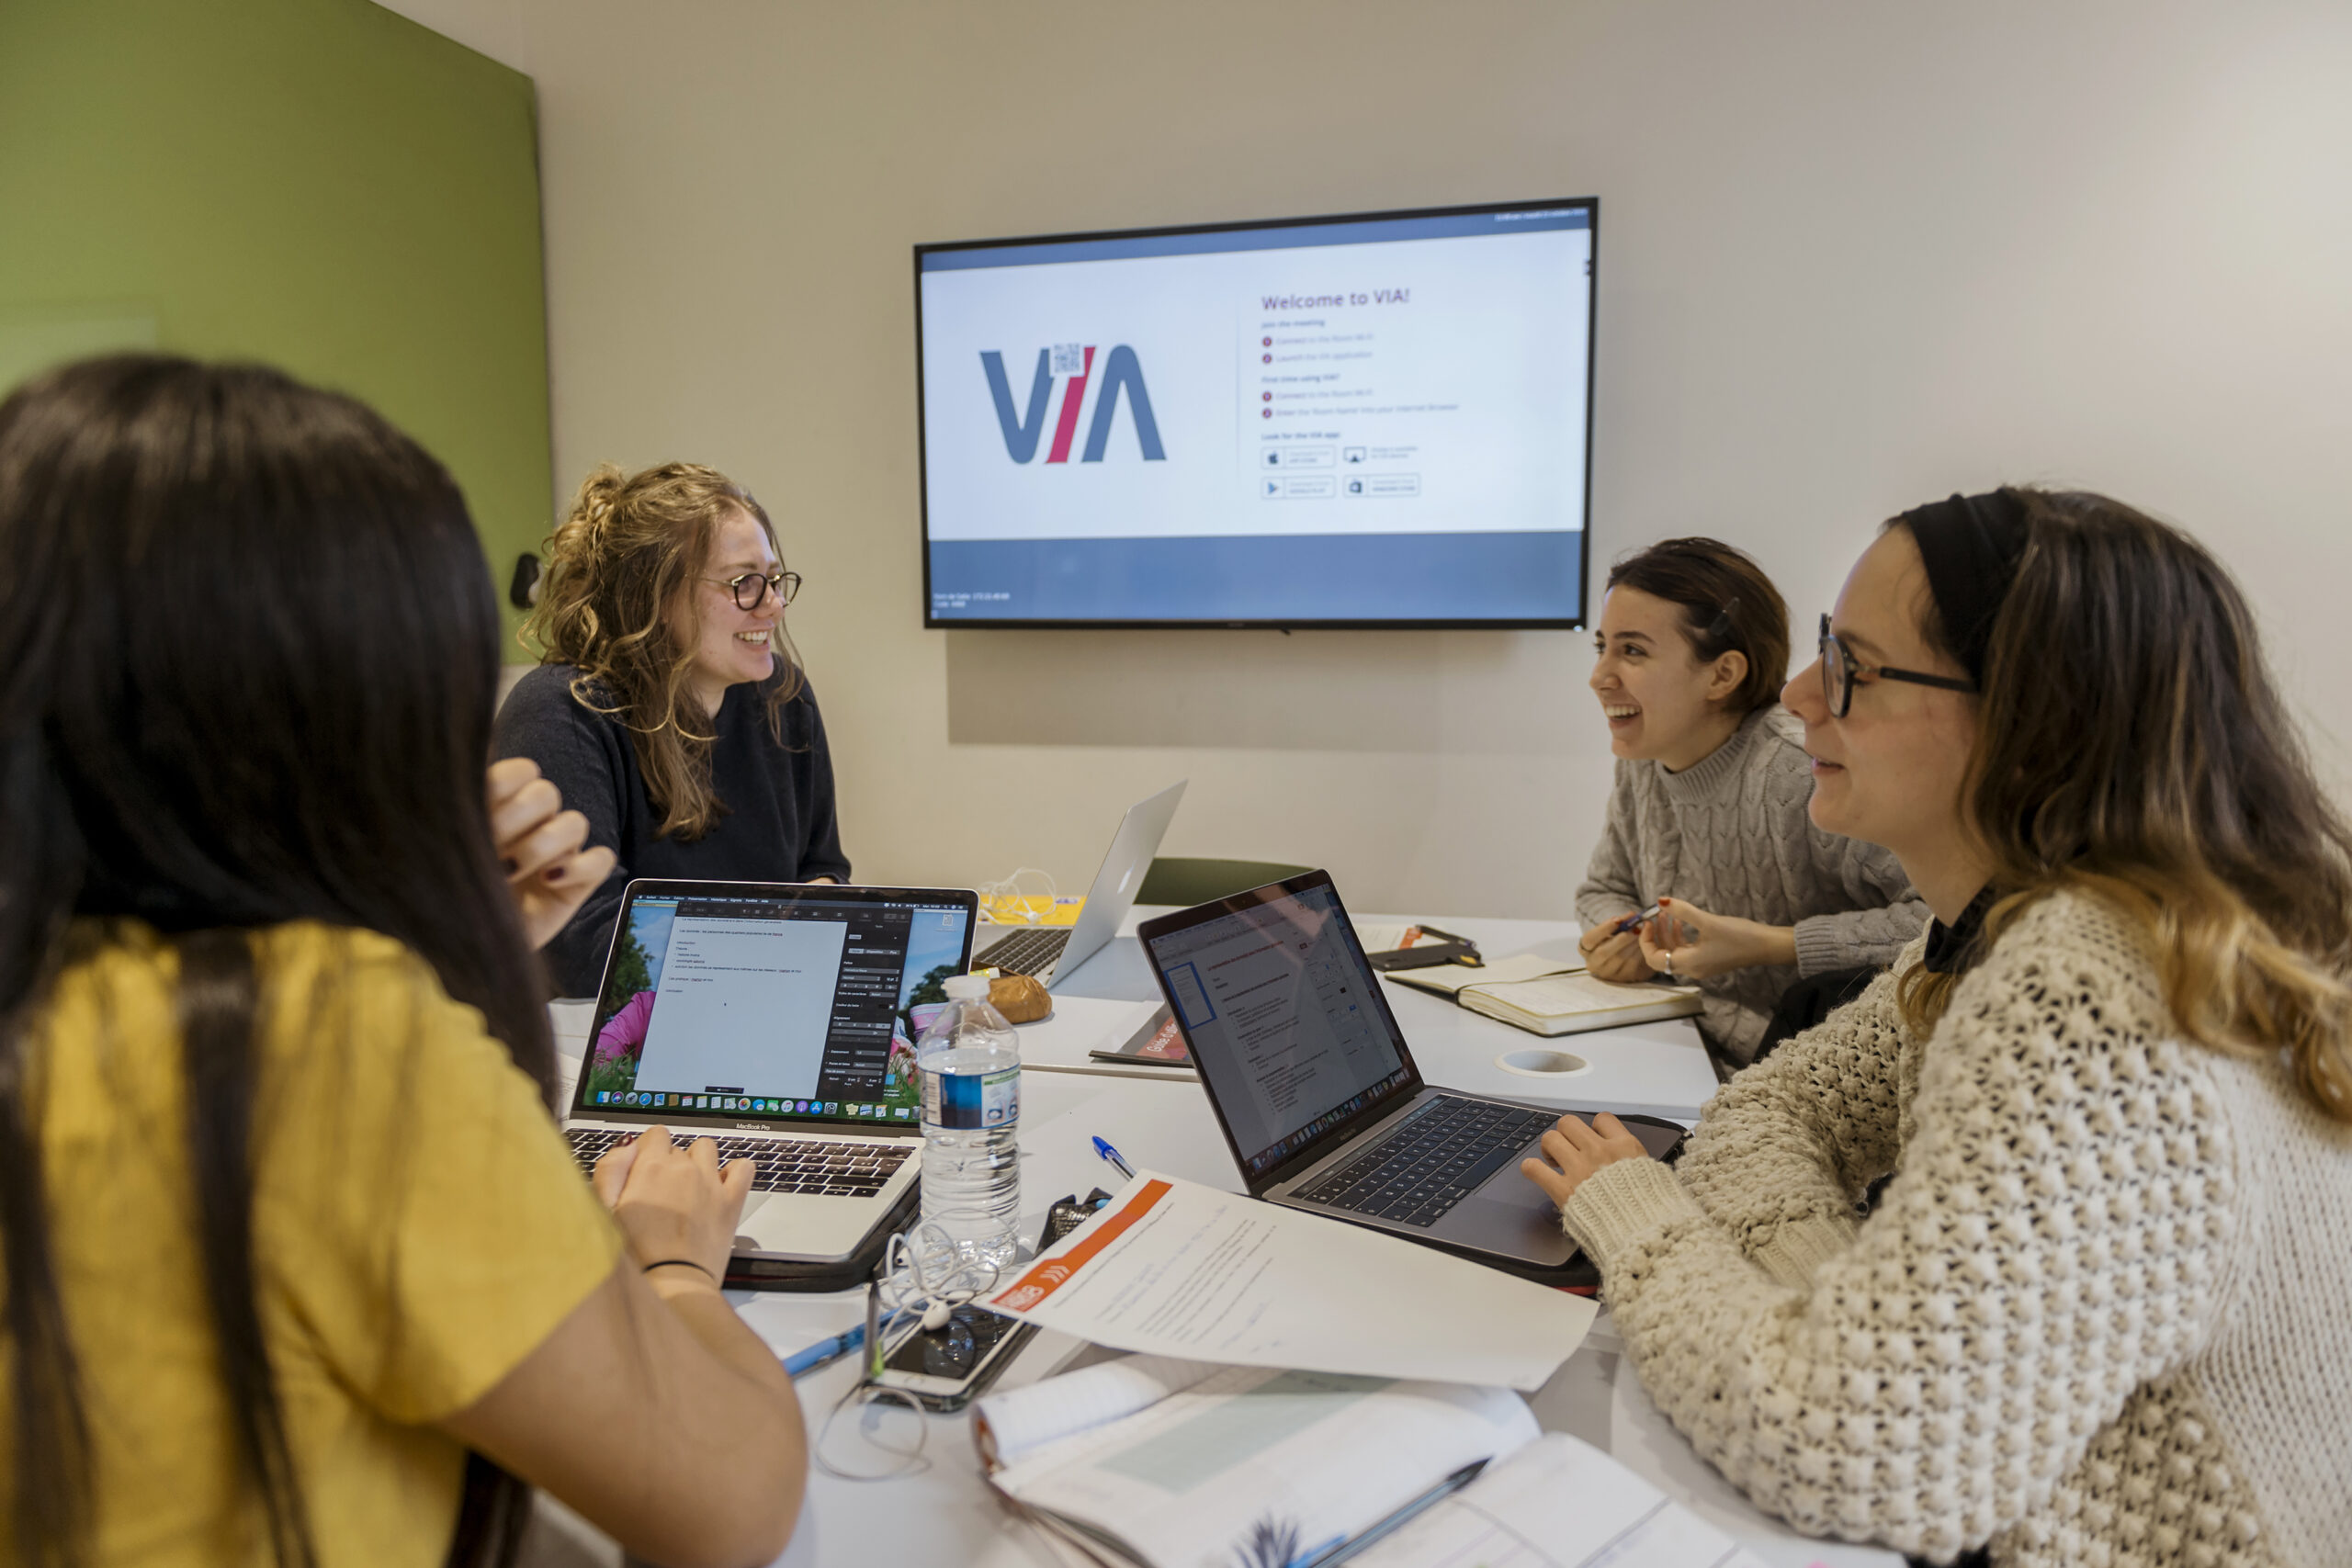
top-left (601, 922), bottom-right (655, 1015)
top-left (583, 900), bottom-right (673, 1103)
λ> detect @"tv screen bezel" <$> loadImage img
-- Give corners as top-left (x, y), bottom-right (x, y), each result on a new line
top-left (912, 195), bottom-right (1598, 632)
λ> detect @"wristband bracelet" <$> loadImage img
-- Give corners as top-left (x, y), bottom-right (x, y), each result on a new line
top-left (640, 1258), bottom-right (718, 1283)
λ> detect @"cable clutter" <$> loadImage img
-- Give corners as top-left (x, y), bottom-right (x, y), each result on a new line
top-left (975, 866), bottom-right (1059, 927)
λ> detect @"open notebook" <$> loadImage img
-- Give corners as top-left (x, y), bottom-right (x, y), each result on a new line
top-left (974, 1354), bottom-right (1767, 1568)
top-left (1383, 953), bottom-right (1702, 1037)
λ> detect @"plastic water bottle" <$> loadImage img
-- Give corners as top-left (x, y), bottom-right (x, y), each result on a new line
top-left (915, 974), bottom-right (1022, 1271)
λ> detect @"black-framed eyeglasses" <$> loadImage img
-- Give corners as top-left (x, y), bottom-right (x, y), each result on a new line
top-left (704, 570), bottom-right (801, 612)
top-left (1818, 614), bottom-right (1975, 717)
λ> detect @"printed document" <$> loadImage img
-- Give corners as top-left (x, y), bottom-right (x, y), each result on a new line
top-left (986, 1173), bottom-right (1592, 1390)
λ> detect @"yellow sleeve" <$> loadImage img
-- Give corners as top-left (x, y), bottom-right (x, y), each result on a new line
top-left (255, 929), bottom-right (624, 1426)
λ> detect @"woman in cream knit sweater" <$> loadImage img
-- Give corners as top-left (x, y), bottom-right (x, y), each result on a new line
top-left (1525, 489), bottom-right (2352, 1567)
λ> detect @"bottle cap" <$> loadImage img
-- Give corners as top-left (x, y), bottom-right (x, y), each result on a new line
top-left (944, 973), bottom-right (992, 1000)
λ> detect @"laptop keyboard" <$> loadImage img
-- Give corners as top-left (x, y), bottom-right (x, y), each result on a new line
top-left (1292, 1096), bottom-right (1555, 1229)
top-left (566, 1128), bottom-right (911, 1198)
top-left (974, 926), bottom-right (1071, 977)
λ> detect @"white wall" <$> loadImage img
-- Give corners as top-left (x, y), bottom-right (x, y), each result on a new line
top-left (391, 0), bottom-right (2352, 918)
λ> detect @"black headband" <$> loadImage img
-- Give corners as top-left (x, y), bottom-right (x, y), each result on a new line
top-left (1897, 490), bottom-right (2030, 687)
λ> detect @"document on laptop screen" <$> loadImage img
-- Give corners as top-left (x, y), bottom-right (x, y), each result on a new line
top-left (635, 914), bottom-right (847, 1100)
top-left (582, 893), bottom-right (970, 1127)
top-left (1148, 884), bottom-right (1409, 1176)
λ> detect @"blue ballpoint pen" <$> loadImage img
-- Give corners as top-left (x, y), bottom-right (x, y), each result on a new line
top-left (1091, 1135), bottom-right (1136, 1180)
top-left (1298, 1458), bottom-right (1489, 1566)
top-left (781, 1323), bottom-right (865, 1378)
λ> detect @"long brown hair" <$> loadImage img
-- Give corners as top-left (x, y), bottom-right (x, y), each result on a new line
top-left (1605, 537), bottom-right (1792, 713)
top-left (1895, 487), bottom-right (2352, 1121)
top-left (524, 462), bottom-right (804, 840)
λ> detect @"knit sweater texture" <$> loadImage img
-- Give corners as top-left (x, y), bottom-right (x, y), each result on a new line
top-left (1559, 888), bottom-right (2352, 1567)
top-left (1574, 704), bottom-right (1927, 1062)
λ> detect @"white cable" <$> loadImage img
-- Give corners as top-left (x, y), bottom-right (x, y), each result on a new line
top-left (876, 1221), bottom-right (1002, 1340)
top-left (975, 865), bottom-right (1058, 926)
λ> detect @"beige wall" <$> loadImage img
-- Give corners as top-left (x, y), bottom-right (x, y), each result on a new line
top-left (394, 0), bottom-right (2352, 918)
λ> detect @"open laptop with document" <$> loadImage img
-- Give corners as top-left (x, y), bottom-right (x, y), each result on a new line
top-left (563, 878), bottom-right (978, 1264)
top-left (1138, 870), bottom-right (1683, 1271)
top-left (973, 778), bottom-right (1184, 988)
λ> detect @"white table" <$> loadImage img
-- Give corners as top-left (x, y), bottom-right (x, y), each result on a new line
top-left (1027, 908), bottom-right (1724, 1122)
top-left (762, 1072), bottom-right (1894, 1568)
top-left (544, 1003), bottom-right (1893, 1568)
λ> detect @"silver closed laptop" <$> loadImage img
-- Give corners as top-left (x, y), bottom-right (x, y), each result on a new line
top-left (972, 778), bottom-right (1185, 987)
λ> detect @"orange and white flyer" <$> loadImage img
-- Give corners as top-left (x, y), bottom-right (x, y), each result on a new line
top-left (985, 1172), bottom-right (1593, 1391)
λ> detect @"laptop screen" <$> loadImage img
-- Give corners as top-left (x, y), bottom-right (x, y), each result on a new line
top-left (574, 883), bottom-right (975, 1130)
top-left (1143, 877), bottom-right (1415, 1179)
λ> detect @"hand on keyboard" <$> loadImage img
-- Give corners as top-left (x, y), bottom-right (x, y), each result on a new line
top-left (588, 1125), bottom-right (751, 1283)
top-left (1519, 1111), bottom-right (1653, 1210)
top-left (570, 1126), bottom-right (911, 1200)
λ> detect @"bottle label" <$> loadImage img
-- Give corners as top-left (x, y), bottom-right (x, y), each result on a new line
top-left (923, 1066), bottom-right (1021, 1131)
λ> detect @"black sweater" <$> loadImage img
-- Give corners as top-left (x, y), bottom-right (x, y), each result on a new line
top-left (494, 663), bottom-right (853, 996)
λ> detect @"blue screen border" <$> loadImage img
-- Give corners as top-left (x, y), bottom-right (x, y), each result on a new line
top-left (911, 196), bottom-right (1598, 632)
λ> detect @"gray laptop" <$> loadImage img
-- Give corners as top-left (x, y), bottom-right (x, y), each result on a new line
top-left (973, 778), bottom-right (1185, 988)
top-left (563, 878), bottom-right (978, 1264)
top-left (1139, 870), bottom-right (1683, 1271)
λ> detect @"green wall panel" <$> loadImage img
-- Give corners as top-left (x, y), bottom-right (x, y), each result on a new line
top-left (0, 0), bottom-right (551, 635)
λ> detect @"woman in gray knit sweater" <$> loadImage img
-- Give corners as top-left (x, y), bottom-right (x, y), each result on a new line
top-left (1528, 490), bottom-right (2352, 1566)
top-left (1577, 538), bottom-right (1926, 1066)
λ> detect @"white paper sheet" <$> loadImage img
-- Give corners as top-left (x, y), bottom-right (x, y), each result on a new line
top-left (975, 1354), bottom-right (1225, 1469)
top-left (1350, 1433), bottom-right (1771, 1568)
top-left (983, 1172), bottom-right (1593, 1391)
top-left (992, 1367), bottom-right (1540, 1568)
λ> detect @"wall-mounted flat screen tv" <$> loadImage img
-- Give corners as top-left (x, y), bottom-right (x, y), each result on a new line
top-left (915, 197), bottom-right (1595, 629)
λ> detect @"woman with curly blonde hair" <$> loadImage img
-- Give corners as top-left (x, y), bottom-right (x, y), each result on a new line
top-left (1524, 489), bottom-right (2352, 1567)
top-left (497, 462), bottom-right (850, 994)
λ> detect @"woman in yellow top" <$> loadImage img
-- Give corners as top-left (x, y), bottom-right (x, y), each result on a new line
top-left (0, 356), bottom-right (806, 1566)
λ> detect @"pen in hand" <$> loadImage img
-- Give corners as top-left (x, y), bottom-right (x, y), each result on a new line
top-left (1091, 1135), bottom-right (1135, 1181)
top-left (1611, 902), bottom-right (1663, 936)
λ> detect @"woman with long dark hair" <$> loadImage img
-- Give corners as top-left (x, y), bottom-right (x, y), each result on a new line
top-left (498, 462), bottom-right (850, 997)
top-left (1525, 490), bottom-right (2352, 1565)
top-left (0, 356), bottom-right (805, 1566)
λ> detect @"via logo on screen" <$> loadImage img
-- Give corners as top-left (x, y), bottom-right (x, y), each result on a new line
top-left (981, 344), bottom-right (1165, 464)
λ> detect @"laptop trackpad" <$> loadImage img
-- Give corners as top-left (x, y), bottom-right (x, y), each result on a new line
top-left (1444, 1156), bottom-right (1577, 1266)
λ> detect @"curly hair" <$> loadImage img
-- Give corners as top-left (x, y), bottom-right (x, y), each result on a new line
top-left (1893, 488), bottom-right (2352, 1122)
top-left (524, 462), bottom-right (803, 840)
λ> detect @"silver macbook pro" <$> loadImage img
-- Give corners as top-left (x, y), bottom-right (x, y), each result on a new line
top-left (563, 878), bottom-right (978, 1265)
top-left (973, 778), bottom-right (1185, 988)
top-left (1139, 870), bottom-right (1685, 1272)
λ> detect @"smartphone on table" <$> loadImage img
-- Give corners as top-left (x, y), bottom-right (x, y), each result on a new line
top-left (864, 1190), bottom-right (1107, 1411)
top-left (867, 1303), bottom-right (1035, 1412)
